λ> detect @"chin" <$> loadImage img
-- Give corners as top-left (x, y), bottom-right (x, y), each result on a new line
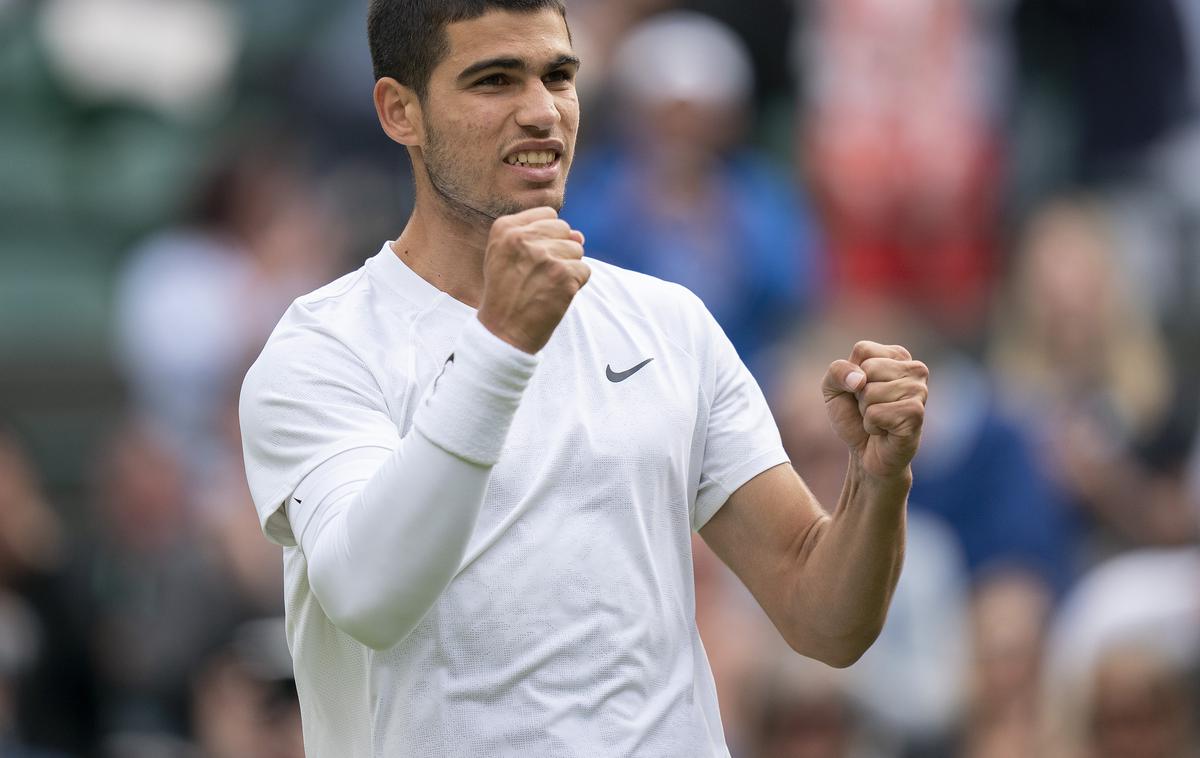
top-left (504, 190), bottom-right (565, 214)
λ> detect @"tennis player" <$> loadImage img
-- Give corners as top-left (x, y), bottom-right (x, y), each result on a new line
top-left (239, 1), bottom-right (929, 755)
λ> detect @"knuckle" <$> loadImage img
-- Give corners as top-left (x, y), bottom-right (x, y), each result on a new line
top-left (546, 260), bottom-right (571, 284)
top-left (511, 226), bottom-right (532, 245)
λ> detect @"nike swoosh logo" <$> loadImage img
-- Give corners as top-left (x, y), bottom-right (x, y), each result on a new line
top-left (606, 358), bottom-right (654, 383)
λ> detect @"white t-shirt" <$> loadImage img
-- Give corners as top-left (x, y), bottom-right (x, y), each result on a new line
top-left (240, 244), bottom-right (788, 757)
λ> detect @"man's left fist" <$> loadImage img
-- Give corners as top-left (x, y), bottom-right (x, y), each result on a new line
top-left (821, 341), bottom-right (929, 480)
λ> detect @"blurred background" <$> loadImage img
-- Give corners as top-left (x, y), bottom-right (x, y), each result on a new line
top-left (2, 0), bottom-right (1200, 756)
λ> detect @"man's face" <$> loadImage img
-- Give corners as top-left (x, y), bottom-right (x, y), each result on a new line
top-left (418, 9), bottom-right (579, 221)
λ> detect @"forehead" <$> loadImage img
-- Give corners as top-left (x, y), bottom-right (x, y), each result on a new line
top-left (439, 8), bottom-right (573, 72)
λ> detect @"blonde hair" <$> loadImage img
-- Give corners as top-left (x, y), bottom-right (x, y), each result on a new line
top-left (989, 196), bottom-right (1171, 438)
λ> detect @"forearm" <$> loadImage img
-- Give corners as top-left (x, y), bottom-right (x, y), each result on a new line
top-left (790, 456), bottom-right (909, 666)
top-left (296, 317), bottom-right (536, 650)
top-left (304, 432), bottom-right (491, 650)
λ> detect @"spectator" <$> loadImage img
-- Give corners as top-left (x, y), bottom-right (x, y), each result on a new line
top-left (776, 305), bottom-right (1075, 590)
top-left (794, 0), bottom-right (1003, 339)
top-left (564, 11), bottom-right (822, 370)
top-left (746, 650), bottom-right (883, 758)
top-left (115, 134), bottom-right (345, 488)
top-left (1085, 648), bottom-right (1198, 758)
top-left (82, 419), bottom-right (237, 745)
top-left (1042, 547), bottom-right (1200, 757)
top-left (191, 619), bottom-right (302, 758)
top-left (989, 196), bottom-right (1189, 558)
top-left (961, 571), bottom-right (1052, 758)
top-left (0, 424), bottom-right (95, 755)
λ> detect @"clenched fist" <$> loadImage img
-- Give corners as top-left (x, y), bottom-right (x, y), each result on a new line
top-left (822, 341), bottom-right (929, 480)
top-left (477, 207), bottom-right (590, 354)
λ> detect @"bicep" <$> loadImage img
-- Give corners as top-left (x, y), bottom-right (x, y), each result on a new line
top-left (699, 463), bottom-right (829, 619)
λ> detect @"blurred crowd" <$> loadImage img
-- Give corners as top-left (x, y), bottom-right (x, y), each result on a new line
top-left (2, 0), bottom-right (1200, 756)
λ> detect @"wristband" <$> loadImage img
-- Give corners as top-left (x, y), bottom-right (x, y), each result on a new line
top-left (413, 316), bottom-right (538, 466)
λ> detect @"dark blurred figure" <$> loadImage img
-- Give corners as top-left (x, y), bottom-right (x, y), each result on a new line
top-left (564, 11), bottom-right (823, 370)
top-left (191, 619), bottom-right (302, 758)
top-left (81, 419), bottom-right (237, 749)
top-left (1012, 0), bottom-right (1191, 187)
top-left (0, 424), bottom-right (96, 755)
top-left (0, 596), bottom-right (71, 758)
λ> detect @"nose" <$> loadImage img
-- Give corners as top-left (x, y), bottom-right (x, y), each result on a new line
top-left (515, 81), bottom-right (560, 132)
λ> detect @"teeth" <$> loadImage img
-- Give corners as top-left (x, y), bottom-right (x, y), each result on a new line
top-left (505, 150), bottom-right (556, 167)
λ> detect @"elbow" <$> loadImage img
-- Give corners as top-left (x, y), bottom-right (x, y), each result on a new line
top-left (321, 591), bottom-right (425, 651)
top-left (309, 559), bottom-right (441, 652)
top-left (807, 638), bottom-right (873, 669)
top-left (785, 621), bottom-right (885, 670)
top-left (348, 625), bottom-right (411, 653)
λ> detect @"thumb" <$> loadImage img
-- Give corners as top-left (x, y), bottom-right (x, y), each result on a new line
top-left (822, 359), bottom-right (865, 400)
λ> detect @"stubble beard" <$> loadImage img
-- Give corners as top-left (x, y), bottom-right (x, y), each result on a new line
top-left (422, 120), bottom-right (565, 224)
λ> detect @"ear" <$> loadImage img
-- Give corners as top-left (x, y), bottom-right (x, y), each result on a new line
top-left (374, 77), bottom-right (424, 146)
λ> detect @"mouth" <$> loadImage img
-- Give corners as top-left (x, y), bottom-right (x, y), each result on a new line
top-left (503, 149), bottom-right (560, 169)
top-left (502, 146), bottom-right (564, 184)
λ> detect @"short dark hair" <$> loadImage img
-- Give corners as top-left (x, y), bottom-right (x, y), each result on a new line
top-left (368, 0), bottom-right (568, 100)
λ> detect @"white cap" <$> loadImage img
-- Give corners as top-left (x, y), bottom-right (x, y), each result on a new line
top-left (610, 11), bottom-right (754, 107)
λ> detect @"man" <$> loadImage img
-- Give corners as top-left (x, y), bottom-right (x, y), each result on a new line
top-left (239, 1), bottom-right (929, 756)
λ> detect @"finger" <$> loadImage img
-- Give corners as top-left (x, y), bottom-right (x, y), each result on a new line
top-left (560, 259), bottom-right (591, 288)
top-left (521, 218), bottom-right (575, 239)
top-left (822, 359), bottom-right (866, 399)
top-left (859, 376), bottom-right (929, 407)
top-left (862, 397), bottom-right (926, 437)
top-left (857, 376), bottom-right (928, 417)
top-left (569, 229), bottom-right (585, 245)
top-left (858, 358), bottom-right (930, 384)
top-left (849, 341), bottom-right (913, 366)
top-left (498, 206), bottom-right (559, 226)
top-left (539, 239), bottom-right (584, 260)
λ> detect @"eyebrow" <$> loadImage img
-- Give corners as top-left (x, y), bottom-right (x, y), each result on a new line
top-left (456, 54), bottom-right (581, 83)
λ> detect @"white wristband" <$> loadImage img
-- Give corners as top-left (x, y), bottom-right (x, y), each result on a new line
top-left (413, 316), bottom-right (538, 466)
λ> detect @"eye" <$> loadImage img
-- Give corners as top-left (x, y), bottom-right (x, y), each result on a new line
top-left (474, 73), bottom-right (509, 87)
top-left (544, 69), bottom-right (575, 88)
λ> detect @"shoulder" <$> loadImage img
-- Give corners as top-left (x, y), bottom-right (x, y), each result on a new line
top-left (240, 262), bottom-right (413, 420)
top-left (583, 257), bottom-right (713, 325)
top-left (247, 269), bottom-right (371, 371)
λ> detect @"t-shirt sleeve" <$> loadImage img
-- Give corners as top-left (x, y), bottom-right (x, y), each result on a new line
top-left (239, 320), bottom-right (401, 547)
top-left (693, 306), bottom-right (790, 531)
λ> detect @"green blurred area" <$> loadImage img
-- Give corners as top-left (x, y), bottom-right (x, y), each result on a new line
top-left (0, 0), bottom-right (332, 496)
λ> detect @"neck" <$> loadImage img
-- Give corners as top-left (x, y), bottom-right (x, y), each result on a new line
top-left (390, 182), bottom-right (492, 308)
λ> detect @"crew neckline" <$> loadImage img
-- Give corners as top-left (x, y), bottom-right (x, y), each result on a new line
top-left (366, 242), bottom-right (476, 317)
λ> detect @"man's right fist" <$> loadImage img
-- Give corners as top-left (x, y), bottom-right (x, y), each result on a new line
top-left (477, 206), bottom-right (590, 354)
